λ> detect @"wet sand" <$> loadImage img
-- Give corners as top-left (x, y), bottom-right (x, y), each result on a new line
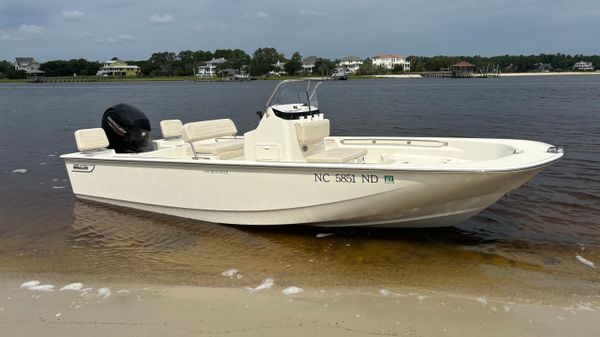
top-left (2, 277), bottom-right (599, 337)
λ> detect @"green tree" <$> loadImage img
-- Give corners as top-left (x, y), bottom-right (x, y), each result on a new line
top-left (284, 52), bottom-right (302, 75)
top-left (392, 64), bottom-right (404, 73)
top-left (356, 58), bottom-right (374, 75)
top-left (314, 58), bottom-right (336, 76)
top-left (39, 59), bottom-right (101, 76)
top-left (148, 52), bottom-right (177, 76)
top-left (249, 47), bottom-right (283, 76)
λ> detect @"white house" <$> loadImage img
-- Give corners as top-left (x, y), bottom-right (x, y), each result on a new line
top-left (573, 61), bottom-right (594, 71)
top-left (338, 56), bottom-right (363, 74)
top-left (372, 54), bottom-right (410, 71)
top-left (197, 57), bottom-right (227, 78)
top-left (302, 56), bottom-right (317, 73)
top-left (96, 60), bottom-right (141, 76)
top-left (269, 60), bottom-right (286, 76)
top-left (14, 57), bottom-right (42, 73)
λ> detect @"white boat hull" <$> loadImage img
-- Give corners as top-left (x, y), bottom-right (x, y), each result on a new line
top-left (64, 158), bottom-right (546, 228)
top-left (62, 80), bottom-right (562, 228)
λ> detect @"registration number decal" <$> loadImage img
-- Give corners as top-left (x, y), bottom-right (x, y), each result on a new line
top-left (314, 173), bottom-right (393, 184)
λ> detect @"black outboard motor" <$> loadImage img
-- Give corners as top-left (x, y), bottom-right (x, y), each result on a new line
top-left (101, 104), bottom-right (151, 153)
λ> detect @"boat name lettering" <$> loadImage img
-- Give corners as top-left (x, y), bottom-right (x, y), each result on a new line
top-left (72, 163), bottom-right (95, 173)
top-left (314, 173), bottom-right (381, 184)
top-left (203, 169), bottom-right (228, 175)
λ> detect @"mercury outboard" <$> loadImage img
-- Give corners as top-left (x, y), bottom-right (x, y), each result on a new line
top-left (101, 104), bottom-right (151, 153)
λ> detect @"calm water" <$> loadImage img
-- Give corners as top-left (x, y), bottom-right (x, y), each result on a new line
top-left (0, 78), bottom-right (598, 300)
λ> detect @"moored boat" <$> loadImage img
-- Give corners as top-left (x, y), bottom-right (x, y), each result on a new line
top-left (61, 80), bottom-right (563, 227)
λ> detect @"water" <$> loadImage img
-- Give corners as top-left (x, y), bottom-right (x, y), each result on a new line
top-left (0, 77), bottom-right (598, 301)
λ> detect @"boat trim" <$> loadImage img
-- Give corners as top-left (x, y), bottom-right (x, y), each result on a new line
top-left (340, 138), bottom-right (449, 147)
top-left (61, 154), bottom-right (561, 174)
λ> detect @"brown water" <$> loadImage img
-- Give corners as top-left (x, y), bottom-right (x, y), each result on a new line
top-left (0, 78), bottom-right (599, 302)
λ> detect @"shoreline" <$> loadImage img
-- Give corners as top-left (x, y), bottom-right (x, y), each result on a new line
top-left (2, 71), bottom-right (599, 83)
top-left (1, 276), bottom-right (598, 337)
top-left (500, 71), bottom-right (600, 77)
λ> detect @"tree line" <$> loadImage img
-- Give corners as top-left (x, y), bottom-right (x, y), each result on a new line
top-left (1, 49), bottom-right (598, 79)
top-left (409, 54), bottom-right (600, 73)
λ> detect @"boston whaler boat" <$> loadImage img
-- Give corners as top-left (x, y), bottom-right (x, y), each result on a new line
top-left (61, 80), bottom-right (563, 227)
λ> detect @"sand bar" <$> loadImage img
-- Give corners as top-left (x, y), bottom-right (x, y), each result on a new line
top-left (1, 277), bottom-right (599, 337)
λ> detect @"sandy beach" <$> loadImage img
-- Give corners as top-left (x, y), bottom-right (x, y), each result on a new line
top-left (500, 71), bottom-right (600, 77)
top-left (1, 276), bottom-right (599, 337)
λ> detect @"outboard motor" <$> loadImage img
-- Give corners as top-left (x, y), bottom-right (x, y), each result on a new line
top-left (101, 104), bottom-right (151, 153)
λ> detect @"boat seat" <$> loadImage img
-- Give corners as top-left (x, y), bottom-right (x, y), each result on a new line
top-left (74, 128), bottom-right (109, 152)
top-left (306, 147), bottom-right (367, 163)
top-left (160, 119), bottom-right (183, 139)
top-left (192, 139), bottom-right (244, 154)
top-left (295, 119), bottom-right (330, 144)
top-left (182, 119), bottom-right (243, 158)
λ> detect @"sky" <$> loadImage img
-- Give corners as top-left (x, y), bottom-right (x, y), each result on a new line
top-left (1, 0), bottom-right (599, 62)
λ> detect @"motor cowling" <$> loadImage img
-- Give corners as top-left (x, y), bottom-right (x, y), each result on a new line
top-left (101, 104), bottom-right (151, 153)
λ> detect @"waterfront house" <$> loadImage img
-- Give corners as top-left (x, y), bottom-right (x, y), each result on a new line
top-left (302, 56), bottom-right (317, 73)
top-left (533, 62), bottom-right (552, 72)
top-left (14, 57), bottom-right (45, 81)
top-left (338, 56), bottom-right (363, 74)
top-left (372, 54), bottom-right (410, 71)
top-left (14, 57), bottom-right (42, 73)
top-left (269, 60), bottom-right (286, 76)
top-left (573, 61), bottom-right (594, 71)
top-left (96, 60), bottom-right (140, 77)
top-left (197, 57), bottom-right (227, 78)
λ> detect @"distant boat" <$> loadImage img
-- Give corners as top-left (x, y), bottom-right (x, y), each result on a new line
top-left (331, 68), bottom-right (347, 80)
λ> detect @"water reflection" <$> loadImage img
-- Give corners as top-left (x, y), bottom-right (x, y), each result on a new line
top-left (61, 200), bottom-right (599, 299)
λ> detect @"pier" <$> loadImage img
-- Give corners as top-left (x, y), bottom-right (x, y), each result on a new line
top-left (420, 61), bottom-right (500, 78)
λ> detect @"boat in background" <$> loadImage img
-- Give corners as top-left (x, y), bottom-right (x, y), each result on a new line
top-left (61, 80), bottom-right (563, 228)
top-left (331, 68), bottom-right (348, 80)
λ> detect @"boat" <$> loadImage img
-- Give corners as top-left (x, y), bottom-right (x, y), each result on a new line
top-left (331, 68), bottom-right (348, 80)
top-left (61, 80), bottom-right (563, 228)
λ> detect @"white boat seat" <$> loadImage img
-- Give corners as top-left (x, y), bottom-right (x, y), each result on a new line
top-left (295, 119), bottom-right (330, 144)
top-left (182, 119), bottom-right (238, 143)
top-left (192, 139), bottom-right (244, 154)
top-left (306, 147), bottom-right (367, 163)
top-left (182, 119), bottom-right (243, 159)
top-left (160, 119), bottom-right (183, 139)
top-left (74, 128), bottom-right (109, 152)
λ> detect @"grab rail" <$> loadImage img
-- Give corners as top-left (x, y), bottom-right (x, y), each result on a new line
top-left (340, 138), bottom-right (448, 147)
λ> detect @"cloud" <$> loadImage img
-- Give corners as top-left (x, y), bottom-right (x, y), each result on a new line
top-left (18, 24), bottom-right (45, 34)
top-left (148, 14), bottom-right (175, 24)
top-left (72, 31), bottom-right (94, 40)
top-left (63, 10), bottom-right (85, 20)
top-left (299, 9), bottom-right (327, 16)
top-left (255, 11), bottom-right (270, 19)
top-left (96, 34), bottom-right (135, 44)
top-left (2, 34), bottom-right (24, 41)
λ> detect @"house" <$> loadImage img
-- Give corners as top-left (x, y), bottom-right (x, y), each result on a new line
top-left (14, 57), bottom-right (43, 73)
top-left (372, 54), bottom-right (410, 71)
top-left (338, 56), bottom-right (363, 74)
top-left (197, 57), bottom-right (227, 78)
top-left (269, 60), bottom-right (286, 76)
top-left (96, 60), bottom-right (140, 77)
top-left (573, 61), bottom-right (594, 71)
top-left (533, 62), bottom-right (552, 72)
top-left (14, 57), bottom-right (45, 81)
top-left (302, 56), bottom-right (317, 73)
